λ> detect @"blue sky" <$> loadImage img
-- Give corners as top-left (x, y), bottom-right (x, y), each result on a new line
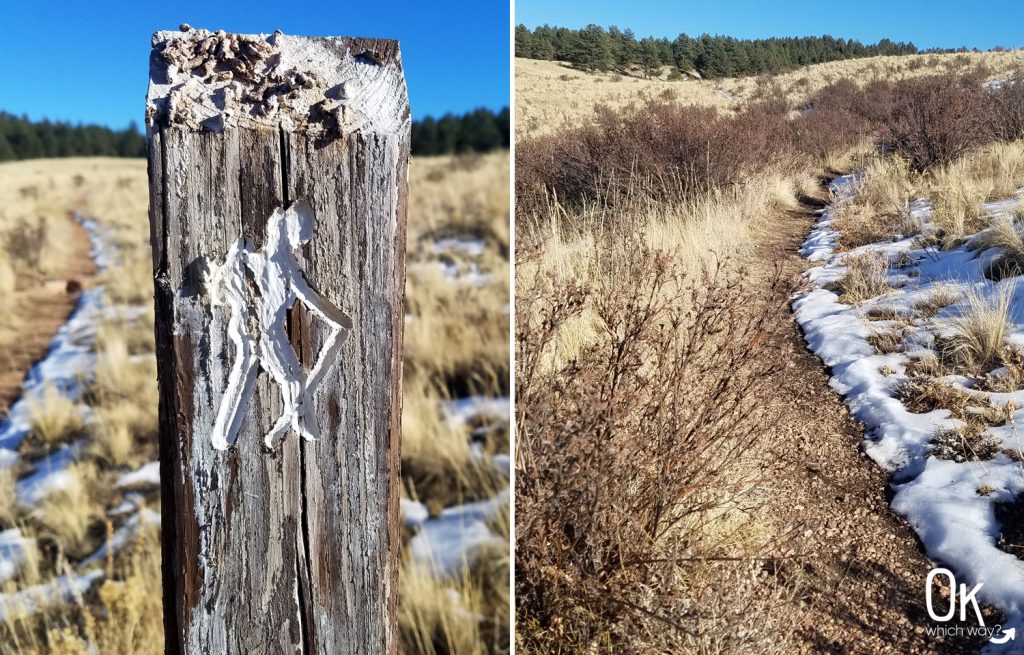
top-left (516, 0), bottom-right (1024, 52)
top-left (0, 0), bottom-right (509, 130)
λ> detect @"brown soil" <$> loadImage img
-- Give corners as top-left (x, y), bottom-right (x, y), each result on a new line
top-left (746, 191), bottom-right (989, 654)
top-left (0, 214), bottom-right (96, 418)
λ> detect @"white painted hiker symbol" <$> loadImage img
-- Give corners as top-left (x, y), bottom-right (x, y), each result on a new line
top-left (209, 199), bottom-right (352, 450)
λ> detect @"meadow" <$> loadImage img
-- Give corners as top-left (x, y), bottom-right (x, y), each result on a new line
top-left (516, 49), bottom-right (1024, 139)
top-left (0, 151), bottom-right (509, 654)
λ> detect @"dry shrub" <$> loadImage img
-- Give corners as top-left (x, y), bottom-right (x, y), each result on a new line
top-left (988, 72), bottom-right (1024, 142)
top-left (883, 75), bottom-right (990, 172)
top-left (516, 235), bottom-right (793, 652)
top-left (827, 251), bottom-right (891, 303)
top-left (516, 100), bottom-right (799, 218)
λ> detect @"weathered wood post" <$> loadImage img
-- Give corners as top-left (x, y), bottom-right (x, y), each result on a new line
top-left (146, 28), bottom-right (409, 654)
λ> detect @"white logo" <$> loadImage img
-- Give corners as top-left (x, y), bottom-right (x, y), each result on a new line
top-left (925, 568), bottom-right (1015, 645)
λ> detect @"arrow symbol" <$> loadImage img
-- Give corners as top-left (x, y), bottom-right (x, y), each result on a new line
top-left (991, 627), bottom-right (1016, 644)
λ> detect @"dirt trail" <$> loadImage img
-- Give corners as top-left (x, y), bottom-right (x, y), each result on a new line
top-left (0, 214), bottom-right (96, 417)
top-left (747, 189), bottom-right (986, 654)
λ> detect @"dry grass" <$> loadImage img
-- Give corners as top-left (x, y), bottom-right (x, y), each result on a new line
top-left (28, 462), bottom-right (101, 558)
top-left (833, 156), bottom-right (917, 249)
top-left (405, 153), bottom-right (510, 400)
top-left (905, 352), bottom-right (943, 377)
top-left (402, 371), bottom-right (498, 513)
top-left (0, 467), bottom-right (17, 529)
top-left (2, 519), bottom-right (162, 654)
top-left (928, 161), bottom-right (989, 248)
top-left (913, 285), bottom-right (961, 317)
top-left (932, 423), bottom-right (1004, 462)
top-left (515, 58), bottom-right (732, 138)
top-left (827, 251), bottom-right (892, 303)
top-left (867, 326), bottom-right (908, 354)
top-left (519, 169), bottom-right (811, 370)
top-left (516, 51), bottom-right (1024, 140)
top-left (958, 141), bottom-right (1024, 199)
top-left (938, 286), bottom-right (1013, 374)
top-left (971, 214), bottom-right (1024, 280)
top-left (897, 376), bottom-right (977, 416)
top-left (27, 385), bottom-right (83, 448)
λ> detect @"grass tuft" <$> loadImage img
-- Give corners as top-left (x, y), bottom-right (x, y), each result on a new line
top-left (970, 214), bottom-right (1024, 280)
top-left (938, 286), bottom-right (1013, 374)
top-left (827, 251), bottom-right (892, 303)
top-left (27, 385), bottom-right (82, 448)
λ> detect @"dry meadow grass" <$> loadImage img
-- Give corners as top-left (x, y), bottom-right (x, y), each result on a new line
top-left (516, 50), bottom-right (1024, 140)
top-left (0, 151), bottom-right (509, 654)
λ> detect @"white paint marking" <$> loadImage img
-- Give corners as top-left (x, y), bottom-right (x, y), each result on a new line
top-left (208, 200), bottom-right (352, 449)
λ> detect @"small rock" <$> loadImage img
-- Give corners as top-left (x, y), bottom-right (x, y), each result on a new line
top-left (179, 23), bottom-right (191, 32)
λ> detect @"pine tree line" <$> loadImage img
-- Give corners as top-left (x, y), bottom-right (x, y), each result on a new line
top-left (515, 24), bottom-right (945, 78)
top-left (411, 107), bottom-right (510, 155)
top-left (0, 106), bottom-right (510, 163)
top-left (0, 112), bottom-right (145, 161)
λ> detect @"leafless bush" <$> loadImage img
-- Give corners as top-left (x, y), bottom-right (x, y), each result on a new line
top-left (515, 238), bottom-right (793, 652)
top-left (988, 72), bottom-right (1024, 142)
top-left (516, 100), bottom-right (798, 218)
top-left (4, 217), bottom-right (48, 272)
top-left (883, 75), bottom-right (990, 171)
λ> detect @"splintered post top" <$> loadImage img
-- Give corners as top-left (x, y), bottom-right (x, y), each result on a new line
top-left (146, 27), bottom-right (410, 137)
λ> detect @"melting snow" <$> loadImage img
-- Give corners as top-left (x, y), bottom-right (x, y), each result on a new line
top-left (795, 176), bottom-right (1024, 650)
top-left (403, 490), bottom-right (508, 575)
top-left (116, 460), bottom-right (161, 488)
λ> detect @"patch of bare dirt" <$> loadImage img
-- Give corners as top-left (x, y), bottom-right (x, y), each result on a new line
top-left (0, 214), bottom-right (96, 418)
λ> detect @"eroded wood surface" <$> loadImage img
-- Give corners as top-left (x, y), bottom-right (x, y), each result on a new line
top-left (147, 31), bottom-right (409, 655)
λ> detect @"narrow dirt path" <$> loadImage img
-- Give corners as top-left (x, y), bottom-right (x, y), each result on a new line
top-left (746, 190), bottom-right (987, 654)
top-left (0, 214), bottom-right (96, 417)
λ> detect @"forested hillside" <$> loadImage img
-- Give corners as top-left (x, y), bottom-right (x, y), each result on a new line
top-left (411, 107), bottom-right (510, 155)
top-left (0, 113), bottom-right (145, 160)
top-left (0, 107), bottom-right (510, 162)
top-left (515, 24), bottom-right (947, 78)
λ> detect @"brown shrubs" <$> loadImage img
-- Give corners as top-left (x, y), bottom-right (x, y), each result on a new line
top-left (884, 76), bottom-right (992, 172)
top-left (516, 237), bottom-right (791, 651)
top-left (516, 100), bottom-right (799, 218)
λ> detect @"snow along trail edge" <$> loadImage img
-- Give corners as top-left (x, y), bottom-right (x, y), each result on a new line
top-left (794, 175), bottom-right (1024, 652)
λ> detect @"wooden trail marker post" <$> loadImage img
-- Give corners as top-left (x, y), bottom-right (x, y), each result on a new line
top-left (146, 28), bottom-right (409, 654)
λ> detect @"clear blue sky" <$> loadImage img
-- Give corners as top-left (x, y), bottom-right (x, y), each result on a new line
top-left (0, 0), bottom-right (509, 130)
top-left (516, 0), bottom-right (1024, 52)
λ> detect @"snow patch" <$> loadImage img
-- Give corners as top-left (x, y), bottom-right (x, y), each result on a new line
top-left (795, 177), bottom-right (1024, 650)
